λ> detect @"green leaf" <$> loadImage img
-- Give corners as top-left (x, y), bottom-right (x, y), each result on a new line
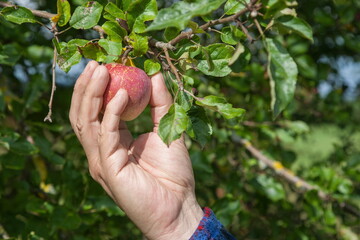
top-left (264, 0), bottom-right (287, 19)
top-left (196, 95), bottom-right (245, 119)
top-left (10, 139), bottom-right (38, 155)
top-left (257, 175), bottom-right (285, 201)
top-left (128, 32), bottom-right (148, 57)
top-left (197, 44), bottom-right (235, 77)
top-left (0, 153), bottom-right (26, 170)
top-left (144, 59), bottom-right (161, 75)
top-left (26, 45), bottom-right (53, 63)
top-left (51, 207), bottom-right (81, 230)
top-left (52, 38), bottom-right (61, 54)
top-left (102, 21), bottom-right (127, 42)
top-left (187, 106), bottom-right (212, 147)
top-left (177, 91), bottom-right (193, 112)
top-left (164, 27), bottom-right (180, 42)
top-left (127, 0), bottom-right (158, 33)
top-left (266, 38), bottom-right (298, 118)
top-left (158, 104), bottom-right (189, 145)
top-left (57, 0), bottom-right (71, 27)
top-left (275, 15), bottom-right (313, 42)
top-left (229, 42), bottom-right (245, 65)
top-left (224, 0), bottom-right (249, 15)
top-left (220, 25), bottom-right (245, 45)
top-left (34, 136), bottom-right (66, 165)
top-left (0, 6), bottom-right (37, 24)
top-left (79, 42), bottom-right (107, 62)
top-left (57, 39), bottom-right (88, 72)
top-left (98, 39), bottom-right (122, 63)
top-left (104, 2), bottom-right (125, 20)
top-left (146, 0), bottom-right (226, 31)
top-left (69, 1), bottom-right (103, 29)
top-left (0, 43), bottom-right (22, 66)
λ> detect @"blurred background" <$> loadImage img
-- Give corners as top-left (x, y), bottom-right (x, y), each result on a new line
top-left (0, 0), bottom-right (359, 239)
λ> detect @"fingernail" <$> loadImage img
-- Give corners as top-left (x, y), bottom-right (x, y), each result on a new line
top-left (92, 66), bottom-right (103, 79)
top-left (84, 61), bottom-right (96, 71)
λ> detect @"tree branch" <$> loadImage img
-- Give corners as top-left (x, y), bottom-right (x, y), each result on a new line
top-left (163, 47), bottom-right (183, 91)
top-left (233, 134), bottom-right (360, 218)
top-left (0, 0), bottom-right (261, 51)
top-left (169, 0), bottom-right (261, 46)
top-left (0, 1), bottom-right (56, 19)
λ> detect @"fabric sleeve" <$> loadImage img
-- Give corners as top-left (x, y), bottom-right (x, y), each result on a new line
top-left (189, 207), bottom-right (237, 240)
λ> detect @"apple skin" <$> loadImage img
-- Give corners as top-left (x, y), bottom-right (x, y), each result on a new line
top-left (103, 63), bottom-right (151, 121)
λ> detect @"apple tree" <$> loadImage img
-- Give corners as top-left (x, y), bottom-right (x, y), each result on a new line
top-left (0, 0), bottom-right (359, 239)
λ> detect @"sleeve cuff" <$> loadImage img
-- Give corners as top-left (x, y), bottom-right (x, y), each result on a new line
top-left (189, 207), bottom-right (237, 240)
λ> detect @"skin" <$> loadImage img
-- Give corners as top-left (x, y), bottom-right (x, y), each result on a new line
top-left (69, 61), bottom-right (204, 240)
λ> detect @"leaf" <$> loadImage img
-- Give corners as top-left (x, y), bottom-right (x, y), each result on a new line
top-left (104, 2), bottom-right (125, 20)
top-left (220, 25), bottom-right (245, 45)
top-left (264, 0), bottom-right (287, 19)
top-left (224, 0), bottom-right (250, 15)
top-left (0, 43), bottom-right (22, 66)
top-left (128, 32), bottom-right (148, 57)
top-left (79, 42), bottom-right (107, 62)
top-left (144, 59), bottom-right (161, 75)
top-left (69, 1), bottom-right (103, 29)
top-left (275, 15), bottom-right (313, 42)
top-left (10, 139), bottom-right (38, 155)
top-left (102, 21), bottom-right (127, 42)
top-left (229, 42), bottom-right (245, 65)
top-left (177, 91), bottom-right (193, 112)
top-left (197, 44), bottom-right (235, 77)
top-left (0, 6), bottom-right (37, 24)
top-left (187, 106), bottom-right (212, 147)
top-left (98, 39), bottom-right (122, 63)
top-left (257, 175), bottom-right (285, 201)
top-left (127, 0), bottom-right (158, 33)
top-left (146, 0), bottom-right (226, 31)
top-left (57, 0), bottom-right (71, 26)
top-left (196, 95), bottom-right (245, 119)
top-left (158, 104), bottom-right (189, 145)
top-left (57, 39), bottom-right (88, 72)
top-left (266, 38), bottom-right (298, 118)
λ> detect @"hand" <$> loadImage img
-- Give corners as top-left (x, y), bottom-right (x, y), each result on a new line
top-left (69, 61), bottom-right (203, 240)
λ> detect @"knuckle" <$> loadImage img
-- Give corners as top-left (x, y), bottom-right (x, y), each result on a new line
top-left (76, 119), bottom-right (85, 137)
top-left (89, 168), bottom-right (101, 182)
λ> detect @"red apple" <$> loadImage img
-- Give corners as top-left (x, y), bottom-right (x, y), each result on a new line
top-left (103, 63), bottom-right (151, 121)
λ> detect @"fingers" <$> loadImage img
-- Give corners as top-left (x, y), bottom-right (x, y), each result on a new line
top-left (69, 61), bottom-right (99, 133)
top-left (99, 89), bottom-right (131, 175)
top-left (73, 65), bottom-right (110, 170)
top-left (149, 73), bottom-right (173, 131)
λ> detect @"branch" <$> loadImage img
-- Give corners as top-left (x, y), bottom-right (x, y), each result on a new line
top-left (0, 1), bottom-right (56, 19)
top-left (44, 24), bottom-right (59, 122)
top-left (233, 135), bottom-right (360, 218)
top-left (169, 0), bottom-right (261, 46)
top-left (163, 47), bottom-right (183, 90)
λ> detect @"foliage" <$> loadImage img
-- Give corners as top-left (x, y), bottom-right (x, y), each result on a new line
top-left (0, 0), bottom-right (359, 239)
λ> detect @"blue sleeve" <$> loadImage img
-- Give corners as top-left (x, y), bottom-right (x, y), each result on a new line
top-left (189, 207), bottom-right (237, 240)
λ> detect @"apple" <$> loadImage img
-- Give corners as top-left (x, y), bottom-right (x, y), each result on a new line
top-left (103, 63), bottom-right (151, 121)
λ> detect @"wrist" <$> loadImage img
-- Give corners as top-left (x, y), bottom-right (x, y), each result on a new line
top-left (154, 196), bottom-right (204, 240)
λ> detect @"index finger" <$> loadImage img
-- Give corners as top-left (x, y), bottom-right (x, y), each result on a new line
top-left (149, 72), bottom-right (173, 131)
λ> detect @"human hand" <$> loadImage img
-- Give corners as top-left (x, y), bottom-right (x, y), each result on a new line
top-left (69, 61), bottom-right (203, 240)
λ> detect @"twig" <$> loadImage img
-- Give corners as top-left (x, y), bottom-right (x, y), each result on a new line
top-left (233, 134), bottom-right (360, 218)
top-left (169, 0), bottom-right (261, 46)
top-left (163, 47), bottom-right (183, 91)
top-left (121, 46), bottom-right (133, 65)
top-left (0, 1), bottom-right (56, 19)
top-left (236, 20), bottom-right (255, 43)
top-left (44, 37), bottom-right (58, 122)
